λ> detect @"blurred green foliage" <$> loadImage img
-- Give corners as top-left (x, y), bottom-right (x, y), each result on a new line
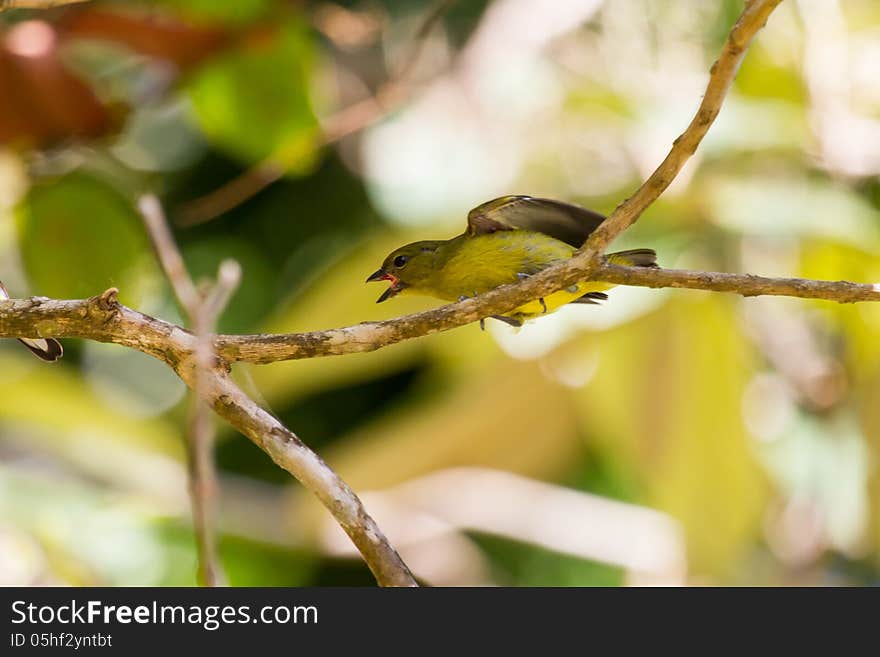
top-left (1, 0), bottom-right (879, 587)
top-left (16, 172), bottom-right (153, 303)
top-left (186, 21), bottom-right (319, 169)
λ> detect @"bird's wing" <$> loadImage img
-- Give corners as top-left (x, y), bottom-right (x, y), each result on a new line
top-left (18, 338), bottom-right (63, 362)
top-left (1, 280), bottom-right (63, 361)
top-left (466, 196), bottom-right (606, 248)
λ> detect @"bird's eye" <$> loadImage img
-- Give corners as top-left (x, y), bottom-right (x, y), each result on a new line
top-left (393, 255), bottom-right (409, 268)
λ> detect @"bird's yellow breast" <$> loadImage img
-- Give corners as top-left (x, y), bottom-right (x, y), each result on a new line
top-left (411, 231), bottom-right (612, 322)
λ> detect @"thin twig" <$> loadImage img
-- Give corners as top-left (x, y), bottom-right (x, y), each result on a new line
top-left (593, 264), bottom-right (880, 302)
top-left (187, 260), bottom-right (240, 587)
top-left (178, 0), bottom-right (459, 226)
top-left (183, 385), bottom-right (224, 585)
top-left (319, 0), bottom-right (457, 142)
top-left (394, 0), bottom-right (459, 83)
top-left (138, 196), bottom-right (201, 313)
top-left (575, 0), bottom-right (784, 260)
top-left (139, 194), bottom-right (231, 587)
top-left (137, 195), bottom-right (417, 586)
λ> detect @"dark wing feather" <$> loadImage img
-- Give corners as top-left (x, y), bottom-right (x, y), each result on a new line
top-left (18, 338), bottom-right (63, 362)
top-left (466, 196), bottom-right (606, 247)
top-left (1, 281), bottom-right (63, 362)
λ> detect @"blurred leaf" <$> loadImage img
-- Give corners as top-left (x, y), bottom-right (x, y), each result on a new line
top-left (443, 0), bottom-right (491, 49)
top-left (16, 172), bottom-right (153, 303)
top-left (703, 98), bottom-right (808, 154)
top-left (320, 358), bottom-right (582, 493)
top-left (181, 235), bottom-right (275, 333)
top-left (0, 352), bottom-right (184, 490)
top-left (472, 533), bottom-right (624, 587)
top-left (218, 365), bottom-right (424, 484)
top-left (0, 467), bottom-right (179, 585)
top-left (0, 24), bottom-right (113, 148)
top-left (706, 175), bottom-right (880, 244)
top-left (153, 523), bottom-right (316, 586)
top-left (111, 99), bottom-right (207, 172)
top-left (735, 44), bottom-right (806, 104)
top-left (574, 296), bottom-right (767, 578)
top-left (798, 240), bottom-right (880, 372)
top-left (186, 22), bottom-right (319, 169)
top-left (154, 0), bottom-right (272, 25)
top-left (60, 9), bottom-right (229, 70)
top-left (220, 534), bottom-right (316, 586)
top-left (83, 342), bottom-right (187, 418)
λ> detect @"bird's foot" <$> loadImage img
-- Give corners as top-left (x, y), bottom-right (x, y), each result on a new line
top-left (539, 297), bottom-right (547, 314)
top-left (459, 293), bottom-right (490, 331)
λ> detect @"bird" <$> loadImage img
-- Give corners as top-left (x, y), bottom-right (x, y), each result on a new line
top-left (366, 195), bottom-right (657, 328)
top-left (0, 281), bottom-right (63, 362)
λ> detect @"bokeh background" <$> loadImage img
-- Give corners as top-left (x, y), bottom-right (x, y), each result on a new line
top-left (1, 0), bottom-right (879, 586)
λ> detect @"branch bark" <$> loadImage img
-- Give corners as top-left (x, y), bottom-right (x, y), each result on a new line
top-left (593, 264), bottom-right (880, 303)
top-left (2, 266), bottom-right (877, 367)
top-left (211, 265), bottom-right (879, 363)
top-left (196, 368), bottom-right (419, 587)
top-left (0, 0), bottom-right (88, 10)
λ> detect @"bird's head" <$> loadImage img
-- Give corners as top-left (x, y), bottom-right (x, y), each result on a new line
top-left (366, 240), bottom-right (443, 303)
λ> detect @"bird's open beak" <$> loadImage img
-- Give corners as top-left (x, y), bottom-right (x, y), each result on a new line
top-left (366, 269), bottom-right (405, 303)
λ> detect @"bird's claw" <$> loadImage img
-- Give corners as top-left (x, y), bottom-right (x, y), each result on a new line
top-left (461, 293), bottom-right (487, 330)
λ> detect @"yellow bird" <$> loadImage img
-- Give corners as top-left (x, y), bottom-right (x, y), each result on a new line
top-left (367, 195), bottom-right (657, 327)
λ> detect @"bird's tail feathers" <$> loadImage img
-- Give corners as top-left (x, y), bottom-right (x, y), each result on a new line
top-left (606, 248), bottom-right (658, 268)
top-left (571, 292), bottom-right (609, 305)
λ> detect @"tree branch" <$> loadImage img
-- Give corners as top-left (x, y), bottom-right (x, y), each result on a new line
top-left (594, 264), bottom-right (880, 304)
top-left (195, 368), bottom-right (418, 587)
top-left (3, 266), bottom-right (877, 366)
top-left (0, 0), bottom-right (88, 10)
top-left (211, 266), bottom-right (880, 364)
